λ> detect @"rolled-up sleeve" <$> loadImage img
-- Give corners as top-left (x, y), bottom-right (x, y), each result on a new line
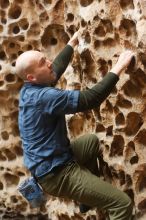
top-left (41, 88), bottom-right (79, 115)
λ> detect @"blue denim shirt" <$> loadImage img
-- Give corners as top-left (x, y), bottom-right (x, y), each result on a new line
top-left (18, 45), bottom-right (79, 177)
top-left (19, 83), bottom-right (79, 177)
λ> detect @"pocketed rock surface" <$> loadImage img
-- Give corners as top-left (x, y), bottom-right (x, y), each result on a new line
top-left (0, 0), bottom-right (146, 219)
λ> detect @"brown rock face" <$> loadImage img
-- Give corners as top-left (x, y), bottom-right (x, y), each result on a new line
top-left (0, 0), bottom-right (146, 219)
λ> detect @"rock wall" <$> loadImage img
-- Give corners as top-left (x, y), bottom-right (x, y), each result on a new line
top-left (0, 0), bottom-right (146, 219)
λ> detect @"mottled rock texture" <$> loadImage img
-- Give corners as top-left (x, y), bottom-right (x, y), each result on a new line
top-left (0, 0), bottom-right (146, 219)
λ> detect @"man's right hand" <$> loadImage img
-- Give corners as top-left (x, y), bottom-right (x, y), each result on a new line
top-left (110, 50), bottom-right (135, 76)
top-left (67, 30), bottom-right (81, 48)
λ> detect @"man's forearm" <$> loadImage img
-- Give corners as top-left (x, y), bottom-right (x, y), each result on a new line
top-left (52, 45), bottom-right (74, 81)
top-left (52, 31), bottom-right (80, 84)
top-left (77, 72), bottom-right (119, 111)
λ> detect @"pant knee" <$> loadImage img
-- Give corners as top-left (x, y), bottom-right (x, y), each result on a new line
top-left (126, 197), bottom-right (133, 212)
top-left (109, 195), bottom-right (133, 220)
top-left (88, 134), bottom-right (101, 154)
top-left (88, 134), bottom-right (99, 147)
top-left (122, 195), bottom-right (133, 216)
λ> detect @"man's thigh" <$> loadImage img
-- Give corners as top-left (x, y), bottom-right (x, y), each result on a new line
top-left (70, 134), bottom-right (100, 165)
top-left (58, 161), bottom-right (130, 211)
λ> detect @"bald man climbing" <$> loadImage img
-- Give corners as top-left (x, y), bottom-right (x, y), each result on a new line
top-left (16, 31), bottom-right (134, 219)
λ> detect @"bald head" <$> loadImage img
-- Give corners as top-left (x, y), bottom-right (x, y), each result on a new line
top-left (15, 50), bottom-right (43, 80)
top-left (15, 50), bottom-right (55, 85)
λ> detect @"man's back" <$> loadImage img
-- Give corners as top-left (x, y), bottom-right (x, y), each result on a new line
top-left (19, 82), bottom-right (79, 177)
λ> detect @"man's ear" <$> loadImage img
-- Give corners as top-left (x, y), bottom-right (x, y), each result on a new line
top-left (26, 74), bottom-right (36, 82)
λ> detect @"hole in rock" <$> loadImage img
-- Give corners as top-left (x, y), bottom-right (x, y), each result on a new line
top-left (119, 19), bottom-right (136, 37)
top-left (105, 100), bottom-right (113, 113)
top-left (135, 129), bottom-right (146, 146)
top-left (41, 24), bottom-right (69, 47)
top-left (38, 3), bottom-right (44, 10)
top-left (130, 155), bottom-right (139, 165)
top-left (139, 53), bottom-right (146, 68)
top-left (10, 196), bottom-right (18, 203)
top-left (138, 199), bottom-right (146, 210)
top-left (132, 68), bottom-right (146, 87)
top-left (118, 170), bottom-right (125, 185)
top-left (116, 94), bottom-right (132, 108)
top-left (115, 112), bottom-right (125, 125)
top-left (125, 175), bottom-right (132, 187)
top-left (19, 36), bottom-right (25, 41)
top-left (103, 38), bottom-right (116, 47)
top-left (1, 131), bottom-right (9, 140)
top-left (110, 135), bottom-right (124, 157)
top-left (0, 0), bottom-right (9, 8)
top-left (126, 56), bottom-right (136, 73)
top-left (93, 15), bottom-right (99, 21)
top-left (125, 112), bottom-right (143, 136)
top-left (119, 0), bottom-right (134, 10)
top-left (13, 25), bottom-right (20, 34)
top-left (0, 81), bottom-right (4, 86)
top-left (9, 42), bottom-right (15, 48)
top-left (80, 49), bottom-right (96, 77)
top-left (0, 182), bottom-right (3, 190)
top-left (138, 176), bottom-right (146, 193)
top-left (102, 19), bottom-right (113, 33)
top-left (81, 19), bottom-right (87, 27)
top-left (12, 124), bottom-right (19, 136)
top-left (13, 145), bottom-right (23, 156)
top-left (4, 149), bottom-right (16, 161)
top-left (27, 44), bottom-right (33, 50)
top-left (122, 80), bottom-right (142, 97)
top-left (1, 18), bottom-right (7, 24)
top-left (84, 32), bottom-right (91, 43)
top-left (68, 116), bottom-right (84, 137)
top-left (128, 141), bottom-right (135, 150)
top-left (27, 22), bottom-right (40, 37)
top-left (124, 189), bottom-right (134, 201)
top-left (11, 53), bottom-right (17, 60)
top-left (21, 19), bottom-right (29, 30)
top-left (108, 60), bottom-right (112, 66)
top-left (14, 99), bottom-right (19, 107)
top-left (67, 24), bottom-right (76, 35)
top-left (98, 58), bottom-right (108, 76)
top-left (106, 126), bottom-right (113, 136)
top-left (4, 173), bottom-right (19, 187)
top-left (66, 13), bottom-right (74, 22)
top-left (79, 0), bottom-right (94, 7)
top-left (50, 38), bottom-right (57, 45)
top-left (17, 171), bottom-right (25, 176)
top-left (8, 5), bottom-right (22, 19)
top-left (5, 73), bottom-right (16, 83)
top-left (96, 123), bottom-right (105, 133)
top-left (94, 40), bottom-right (101, 49)
top-left (94, 26), bottom-right (106, 37)
top-left (0, 9), bottom-right (5, 17)
top-left (18, 50), bottom-right (23, 55)
top-left (0, 51), bottom-right (6, 60)
top-left (40, 11), bottom-right (49, 23)
top-left (125, 141), bottom-right (136, 163)
top-left (134, 164), bottom-right (146, 193)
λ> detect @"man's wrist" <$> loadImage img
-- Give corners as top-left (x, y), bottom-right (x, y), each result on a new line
top-left (110, 64), bottom-right (124, 76)
top-left (67, 41), bottom-right (77, 48)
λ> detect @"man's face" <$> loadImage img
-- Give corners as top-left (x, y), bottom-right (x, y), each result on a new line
top-left (27, 51), bottom-right (56, 85)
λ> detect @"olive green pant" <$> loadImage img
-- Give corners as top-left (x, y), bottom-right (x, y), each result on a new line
top-left (38, 134), bottom-right (133, 220)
